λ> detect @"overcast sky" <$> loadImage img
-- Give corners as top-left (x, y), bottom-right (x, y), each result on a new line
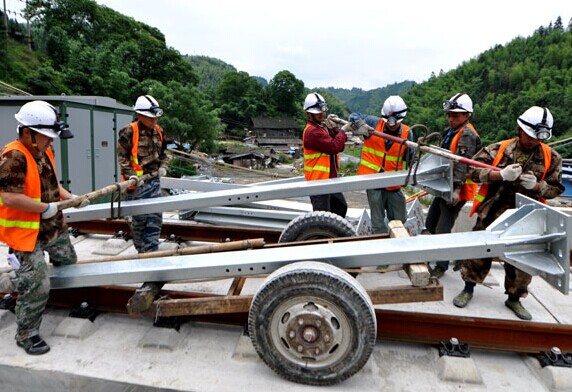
top-left (92, 0), bottom-right (570, 91)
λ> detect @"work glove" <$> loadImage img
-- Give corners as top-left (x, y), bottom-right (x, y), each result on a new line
top-left (499, 164), bottom-right (522, 181)
top-left (341, 122), bottom-right (357, 132)
top-left (41, 202), bottom-right (59, 219)
top-left (350, 120), bottom-right (373, 137)
top-left (129, 175), bottom-right (143, 187)
top-left (322, 117), bottom-right (338, 130)
top-left (158, 167), bottom-right (167, 177)
top-left (70, 194), bottom-right (90, 208)
top-left (519, 172), bottom-right (537, 190)
top-left (326, 114), bottom-right (342, 125)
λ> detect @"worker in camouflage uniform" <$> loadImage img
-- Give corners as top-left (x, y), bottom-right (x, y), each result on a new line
top-left (425, 93), bottom-right (482, 279)
top-left (117, 95), bottom-right (168, 253)
top-left (453, 106), bottom-right (564, 320)
top-left (0, 100), bottom-right (81, 355)
top-left (117, 95), bottom-right (169, 314)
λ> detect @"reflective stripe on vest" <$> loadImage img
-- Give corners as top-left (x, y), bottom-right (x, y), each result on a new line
top-left (450, 123), bottom-right (480, 201)
top-left (469, 138), bottom-right (552, 217)
top-left (0, 140), bottom-right (57, 251)
top-left (121, 121), bottom-right (164, 187)
top-left (357, 119), bottom-right (409, 191)
top-left (303, 123), bottom-right (338, 181)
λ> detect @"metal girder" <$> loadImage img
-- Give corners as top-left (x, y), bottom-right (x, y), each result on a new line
top-left (51, 196), bottom-right (570, 294)
top-left (63, 154), bottom-right (452, 223)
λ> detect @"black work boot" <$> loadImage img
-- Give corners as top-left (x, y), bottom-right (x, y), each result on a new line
top-left (17, 335), bottom-right (50, 355)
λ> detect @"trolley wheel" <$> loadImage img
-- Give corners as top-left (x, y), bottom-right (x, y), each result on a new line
top-left (278, 211), bottom-right (356, 243)
top-left (248, 261), bottom-right (377, 385)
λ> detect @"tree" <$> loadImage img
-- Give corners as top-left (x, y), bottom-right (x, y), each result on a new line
top-left (141, 80), bottom-right (223, 153)
top-left (266, 70), bottom-right (305, 117)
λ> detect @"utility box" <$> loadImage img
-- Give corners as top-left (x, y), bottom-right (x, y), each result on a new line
top-left (0, 96), bottom-right (133, 195)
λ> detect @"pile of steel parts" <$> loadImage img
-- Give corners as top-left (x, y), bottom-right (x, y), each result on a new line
top-left (2, 151), bottom-right (571, 386)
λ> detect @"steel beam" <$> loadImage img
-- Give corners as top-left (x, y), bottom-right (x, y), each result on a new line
top-left (51, 197), bottom-right (569, 294)
top-left (63, 154), bottom-right (452, 222)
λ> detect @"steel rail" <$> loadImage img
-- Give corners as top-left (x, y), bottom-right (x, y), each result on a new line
top-left (45, 286), bottom-right (572, 353)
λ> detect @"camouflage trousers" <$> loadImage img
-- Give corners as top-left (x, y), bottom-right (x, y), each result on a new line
top-left (127, 177), bottom-right (162, 253)
top-left (12, 230), bottom-right (77, 342)
top-left (459, 208), bottom-right (532, 298)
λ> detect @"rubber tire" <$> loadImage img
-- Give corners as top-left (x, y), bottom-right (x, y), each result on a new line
top-left (278, 211), bottom-right (356, 243)
top-left (248, 261), bottom-right (377, 386)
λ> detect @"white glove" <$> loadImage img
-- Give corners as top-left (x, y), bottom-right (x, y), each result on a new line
top-left (158, 167), bottom-right (167, 177)
top-left (41, 202), bottom-right (59, 219)
top-left (341, 122), bottom-right (357, 132)
top-left (70, 194), bottom-right (90, 208)
top-left (499, 164), bottom-right (522, 181)
top-left (519, 172), bottom-right (537, 190)
top-left (129, 175), bottom-right (143, 187)
top-left (355, 123), bottom-right (373, 136)
top-left (450, 188), bottom-right (461, 205)
top-left (326, 114), bottom-right (342, 125)
top-left (322, 118), bottom-right (338, 130)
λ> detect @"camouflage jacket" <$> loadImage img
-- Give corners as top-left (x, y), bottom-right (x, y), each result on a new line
top-left (468, 138), bottom-right (564, 219)
top-left (117, 121), bottom-right (168, 179)
top-left (0, 146), bottom-right (66, 244)
top-left (442, 123), bottom-right (482, 187)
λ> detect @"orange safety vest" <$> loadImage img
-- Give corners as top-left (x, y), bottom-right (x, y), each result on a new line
top-left (469, 138), bottom-right (552, 217)
top-left (450, 123), bottom-right (480, 201)
top-left (357, 119), bottom-right (410, 191)
top-left (0, 140), bottom-right (57, 252)
top-left (121, 121), bottom-right (163, 187)
top-left (303, 123), bottom-right (340, 181)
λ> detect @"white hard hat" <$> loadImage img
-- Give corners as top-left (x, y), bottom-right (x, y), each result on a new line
top-left (381, 95), bottom-right (407, 126)
top-left (14, 100), bottom-right (62, 138)
top-left (303, 93), bottom-right (328, 114)
top-left (134, 95), bottom-right (163, 118)
top-left (443, 93), bottom-right (473, 113)
top-left (517, 106), bottom-right (553, 141)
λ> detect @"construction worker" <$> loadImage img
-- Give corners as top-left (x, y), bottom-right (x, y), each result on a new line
top-left (453, 106), bottom-right (564, 320)
top-left (349, 96), bottom-right (414, 234)
top-left (117, 95), bottom-right (169, 253)
top-left (117, 95), bottom-right (169, 315)
top-left (0, 100), bottom-right (80, 355)
top-left (425, 93), bottom-right (481, 278)
top-left (302, 92), bottom-right (348, 218)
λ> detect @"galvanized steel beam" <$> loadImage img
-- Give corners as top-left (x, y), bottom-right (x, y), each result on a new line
top-left (63, 154), bottom-right (452, 222)
top-left (51, 196), bottom-right (569, 294)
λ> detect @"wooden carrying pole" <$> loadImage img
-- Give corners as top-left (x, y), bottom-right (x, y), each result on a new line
top-left (334, 118), bottom-right (500, 172)
top-left (58, 172), bottom-right (158, 211)
top-left (79, 238), bottom-right (266, 264)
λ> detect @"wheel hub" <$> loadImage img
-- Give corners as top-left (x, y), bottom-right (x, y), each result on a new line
top-left (277, 302), bottom-right (343, 361)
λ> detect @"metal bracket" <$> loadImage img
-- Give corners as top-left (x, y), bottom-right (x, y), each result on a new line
top-left (0, 294), bottom-right (16, 312)
top-left (538, 347), bottom-right (572, 368)
top-left (112, 230), bottom-right (131, 241)
top-left (439, 337), bottom-right (470, 358)
top-left (69, 301), bottom-right (99, 322)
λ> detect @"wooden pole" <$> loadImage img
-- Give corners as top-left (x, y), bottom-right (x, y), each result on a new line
top-left (78, 238), bottom-right (266, 264)
top-left (58, 171), bottom-right (158, 211)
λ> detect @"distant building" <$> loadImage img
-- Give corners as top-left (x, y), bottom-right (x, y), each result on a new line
top-left (248, 117), bottom-right (302, 152)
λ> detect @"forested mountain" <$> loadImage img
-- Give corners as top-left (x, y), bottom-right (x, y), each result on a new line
top-left (1, 1), bottom-right (571, 157)
top-left (322, 81), bottom-right (417, 114)
top-left (401, 17), bottom-right (572, 154)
